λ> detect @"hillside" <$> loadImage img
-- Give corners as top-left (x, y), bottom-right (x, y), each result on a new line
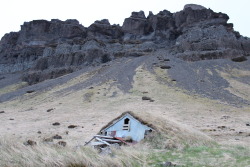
top-left (0, 4), bottom-right (250, 167)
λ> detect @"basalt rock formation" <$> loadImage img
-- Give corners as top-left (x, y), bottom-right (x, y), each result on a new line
top-left (0, 4), bottom-right (249, 84)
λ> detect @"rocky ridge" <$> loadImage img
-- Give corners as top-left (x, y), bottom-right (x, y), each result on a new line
top-left (0, 4), bottom-right (249, 84)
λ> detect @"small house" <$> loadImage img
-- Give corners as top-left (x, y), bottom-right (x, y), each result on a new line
top-left (99, 111), bottom-right (153, 142)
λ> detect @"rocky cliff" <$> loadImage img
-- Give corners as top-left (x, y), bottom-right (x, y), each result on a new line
top-left (0, 4), bottom-right (249, 84)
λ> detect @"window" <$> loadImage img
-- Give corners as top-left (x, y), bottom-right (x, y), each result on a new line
top-left (123, 118), bottom-right (130, 130)
top-left (124, 118), bottom-right (129, 124)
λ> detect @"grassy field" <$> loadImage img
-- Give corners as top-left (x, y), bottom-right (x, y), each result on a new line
top-left (150, 144), bottom-right (250, 167)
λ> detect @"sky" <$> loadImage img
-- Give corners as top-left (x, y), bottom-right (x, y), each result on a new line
top-left (0, 0), bottom-right (249, 39)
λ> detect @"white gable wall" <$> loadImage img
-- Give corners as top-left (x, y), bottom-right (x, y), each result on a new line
top-left (104, 114), bottom-right (151, 141)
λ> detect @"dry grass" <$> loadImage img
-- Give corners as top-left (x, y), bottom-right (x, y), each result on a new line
top-left (125, 111), bottom-right (213, 149)
top-left (0, 137), bottom-right (150, 167)
top-left (0, 82), bottom-right (27, 96)
top-left (0, 136), bottom-right (248, 167)
top-left (219, 69), bottom-right (250, 101)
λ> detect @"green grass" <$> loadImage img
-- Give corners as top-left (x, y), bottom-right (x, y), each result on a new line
top-left (149, 145), bottom-right (250, 167)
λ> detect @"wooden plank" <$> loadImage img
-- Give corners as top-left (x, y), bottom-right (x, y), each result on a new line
top-left (90, 142), bottom-right (106, 146)
top-left (95, 137), bottom-right (111, 146)
top-left (114, 137), bottom-right (132, 145)
top-left (101, 138), bottom-right (121, 143)
top-left (94, 135), bottom-right (114, 139)
top-left (84, 137), bottom-right (95, 146)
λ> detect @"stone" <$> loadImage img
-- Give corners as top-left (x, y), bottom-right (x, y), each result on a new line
top-left (43, 137), bottom-right (53, 142)
top-left (26, 90), bottom-right (35, 93)
top-left (68, 125), bottom-right (77, 129)
top-left (24, 140), bottom-right (37, 146)
top-left (163, 161), bottom-right (176, 166)
top-left (160, 65), bottom-right (171, 69)
top-left (217, 126), bottom-right (226, 129)
top-left (0, 111), bottom-right (5, 114)
top-left (58, 141), bottom-right (67, 147)
top-left (47, 108), bottom-right (54, 112)
top-left (52, 122), bottom-right (60, 126)
top-left (142, 96), bottom-right (152, 100)
top-left (53, 134), bottom-right (62, 139)
top-left (231, 56), bottom-right (247, 62)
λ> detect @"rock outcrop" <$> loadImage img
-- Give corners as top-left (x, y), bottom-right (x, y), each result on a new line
top-left (0, 19), bottom-right (87, 74)
top-left (122, 11), bottom-right (152, 35)
top-left (0, 4), bottom-right (249, 84)
top-left (88, 19), bottom-right (124, 40)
